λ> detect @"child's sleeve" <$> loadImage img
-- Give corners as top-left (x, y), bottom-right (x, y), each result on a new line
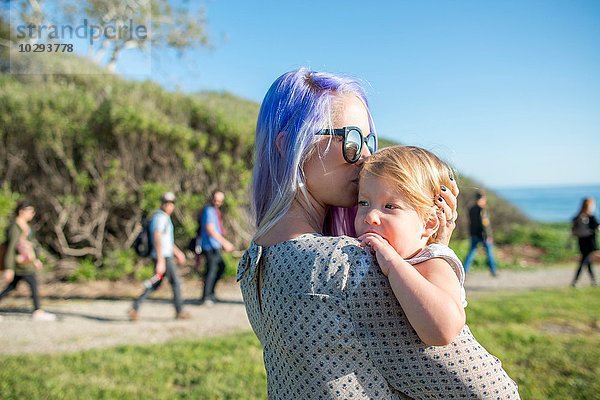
top-left (405, 244), bottom-right (467, 307)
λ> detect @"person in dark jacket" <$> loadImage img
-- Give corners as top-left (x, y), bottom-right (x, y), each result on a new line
top-left (0, 200), bottom-right (56, 321)
top-left (463, 191), bottom-right (498, 276)
top-left (570, 197), bottom-right (598, 287)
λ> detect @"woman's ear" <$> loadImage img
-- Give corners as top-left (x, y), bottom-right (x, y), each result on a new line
top-left (422, 209), bottom-right (440, 240)
top-left (275, 132), bottom-right (286, 154)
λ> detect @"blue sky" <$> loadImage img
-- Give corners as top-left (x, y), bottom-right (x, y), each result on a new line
top-left (11, 0), bottom-right (600, 188)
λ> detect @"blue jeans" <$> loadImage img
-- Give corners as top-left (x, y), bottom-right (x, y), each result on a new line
top-left (463, 237), bottom-right (497, 274)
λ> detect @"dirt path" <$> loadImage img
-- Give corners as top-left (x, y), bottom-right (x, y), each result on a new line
top-left (0, 265), bottom-right (592, 355)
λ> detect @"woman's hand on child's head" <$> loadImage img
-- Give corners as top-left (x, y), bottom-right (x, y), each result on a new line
top-left (358, 232), bottom-right (402, 276)
top-left (435, 182), bottom-right (460, 246)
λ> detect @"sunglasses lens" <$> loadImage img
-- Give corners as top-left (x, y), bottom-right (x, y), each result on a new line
top-left (345, 128), bottom-right (362, 162)
top-left (366, 134), bottom-right (377, 154)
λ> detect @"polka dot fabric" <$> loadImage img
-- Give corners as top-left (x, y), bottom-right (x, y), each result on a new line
top-left (238, 234), bottom-right (520, 399)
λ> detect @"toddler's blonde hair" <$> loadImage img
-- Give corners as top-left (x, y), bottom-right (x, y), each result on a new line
top-left (360, 145), bottom-right (455, 243)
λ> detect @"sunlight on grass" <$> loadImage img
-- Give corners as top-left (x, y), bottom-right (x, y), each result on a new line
top-left (0, 288), bottom-right (598, 399)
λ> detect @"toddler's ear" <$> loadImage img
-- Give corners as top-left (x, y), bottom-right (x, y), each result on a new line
top-left (422, 210), bottom-right (440, 241)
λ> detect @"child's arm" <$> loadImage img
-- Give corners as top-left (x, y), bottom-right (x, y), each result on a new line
top-left (359, 232), bottom-right (466, 346)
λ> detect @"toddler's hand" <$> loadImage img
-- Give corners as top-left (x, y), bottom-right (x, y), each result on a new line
top-left (34, 259), bottom-right (43, 270)
top-left (358, 233), bottom-right (402, 276)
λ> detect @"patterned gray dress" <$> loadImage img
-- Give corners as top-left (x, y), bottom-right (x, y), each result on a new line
top-left (237, 234), bottom-right (520, 399)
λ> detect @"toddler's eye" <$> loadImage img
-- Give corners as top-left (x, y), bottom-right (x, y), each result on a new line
top-left (358, 200), bottom-right (369, 207)
top-left (385, 203), bottom-right (399, 210)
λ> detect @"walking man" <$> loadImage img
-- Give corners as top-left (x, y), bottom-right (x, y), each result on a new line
top-left (129, 192), bottom-right (191, 320)
top-left (463, 190), bottom-right (498, 276)
top-left (199, 190), bottom-right (234, 305)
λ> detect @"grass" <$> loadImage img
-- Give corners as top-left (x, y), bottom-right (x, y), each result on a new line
top-left (0, 332), bottom-right (267, 400)
top-left (467, 288), bottom-right (599, 399)
top-left (1, 288), bottom-right (598, 399)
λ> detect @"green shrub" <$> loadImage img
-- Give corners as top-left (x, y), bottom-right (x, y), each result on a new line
top-left (494, 223), bottom-right (577, 264)
top-left (222, 252), bottom-right (240, 279)
top-left (99, 249), bottom-right (137, 281)
top-left (133, 261), bottom-right (155, 281)
top-left (494, 223), bottom-right (533, 245)
top-left (530, 224), bottom-right (574, 263)
top-left (0, 186), bottom-right (19, 243)
top-left (69, 258), bottom-right (97, 282)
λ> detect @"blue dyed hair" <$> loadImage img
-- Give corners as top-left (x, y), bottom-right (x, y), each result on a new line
top-left (251, 68), bottom-right (375, 239)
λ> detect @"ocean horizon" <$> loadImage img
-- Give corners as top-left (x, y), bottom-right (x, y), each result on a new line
top-left (493, 184), bottom-right (600, 223)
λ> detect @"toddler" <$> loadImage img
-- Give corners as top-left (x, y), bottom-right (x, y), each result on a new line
top-left (355, 145), bottom-right (520, 399)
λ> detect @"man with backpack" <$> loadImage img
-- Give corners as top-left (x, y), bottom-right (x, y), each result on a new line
top-left (128, 192), bottom-right (191, 320)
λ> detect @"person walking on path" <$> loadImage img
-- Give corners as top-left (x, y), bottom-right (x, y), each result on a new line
top-left (128, 192), bottom-right (191, 320)
top-left (463, 190), bottom-right (498, 276)
top-left (0, 200), bottom-right (56, 321)
top-left (570, 197), bottom-right (598, 287)
top-left (199, 190), bottom-right (234, 305)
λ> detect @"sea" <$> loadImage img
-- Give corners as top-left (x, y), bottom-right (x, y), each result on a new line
top-left (493, 184), bottom-right (600, 223)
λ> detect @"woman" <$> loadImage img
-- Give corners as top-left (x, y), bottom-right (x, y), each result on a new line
top-left (236, 69), bottom-right (518, 399)
top-left (0, 201), bottom-right (56, 321)
top-left (571, 197), bottom-right (598, 287)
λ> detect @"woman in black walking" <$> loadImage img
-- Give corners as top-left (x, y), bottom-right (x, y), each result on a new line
top-left (571, 197), bottom-right (598, 287)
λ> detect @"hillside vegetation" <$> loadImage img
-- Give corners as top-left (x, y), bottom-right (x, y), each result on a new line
top-left (1, 51), bottom-right (256, 260)
top-left (1, 48), bottom-right (563, 280)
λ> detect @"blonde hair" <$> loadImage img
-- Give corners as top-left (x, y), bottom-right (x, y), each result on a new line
top-left (360, 145), bottom-right (455, 243)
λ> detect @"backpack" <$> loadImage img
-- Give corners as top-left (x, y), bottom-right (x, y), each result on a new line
top-left (0, 241), bottom-right (7, 271)
top-left (133, 218), bottom-right (153, 257)
top-left (572, 215), bottom-right (593, 239)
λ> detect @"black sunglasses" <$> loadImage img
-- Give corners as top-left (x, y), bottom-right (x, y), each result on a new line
top-left (315, 126), bottom-right (377, 164)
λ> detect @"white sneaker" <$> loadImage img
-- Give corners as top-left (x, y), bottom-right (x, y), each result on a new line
top-left (32, 310), bottom-right (57, 321)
